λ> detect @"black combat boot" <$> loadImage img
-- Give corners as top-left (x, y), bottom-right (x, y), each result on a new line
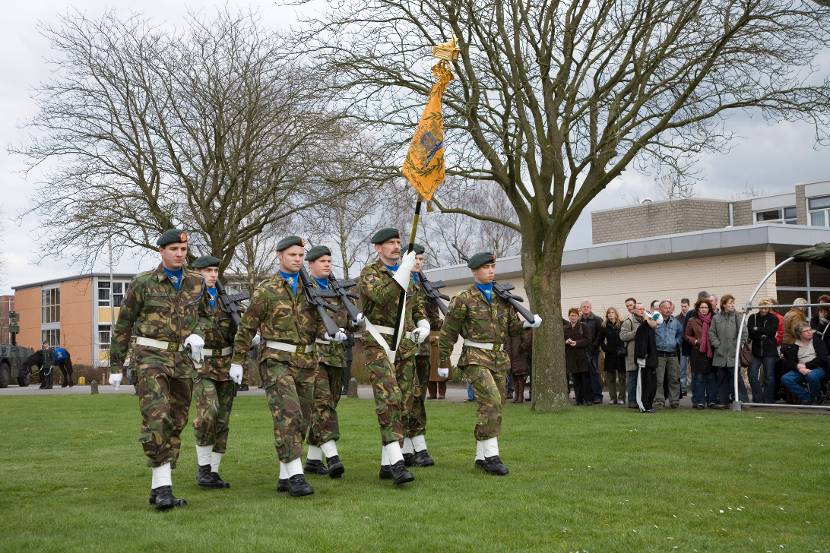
top-left (304, 459), bottom-right (329, 476)
top-left (276, 479), bottom-right (289, 493)
top-left (390, 460), bottom-right (414, 485)
top-left (480, 455), bottom-right (509, 476)
top-left (378, 465), bottom-right (393, 480)
top-left (326, 455), bottom-right (345, 479)
top-left (210, 471), bottom-right (230, 488)
top-left (196, 464), bottom-right (225, 488)
top-left (412, 450), bottom-right (435, 467)
top-left (287, 474), bottom-right (314, 497)
top-left (151, 486), bottom-right (187, 510)
top-left (474, 459), bottom-right (485, 470)
top-left (402, 452), bottom-right (415, 467)
top-left (237, 384), bottom-right (249, 391)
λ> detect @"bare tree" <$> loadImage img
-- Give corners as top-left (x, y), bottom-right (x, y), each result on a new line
top-left (17, 10), bottom-right (373, 275)
top-left (304, 0), bottom-right (830, 409)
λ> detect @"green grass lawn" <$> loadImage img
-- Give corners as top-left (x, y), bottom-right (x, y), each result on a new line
top-left (0, 394), bottom-right (827, 553)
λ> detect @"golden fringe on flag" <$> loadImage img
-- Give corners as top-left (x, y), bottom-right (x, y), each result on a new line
top-left (401, 37), bottom-right (459, 202)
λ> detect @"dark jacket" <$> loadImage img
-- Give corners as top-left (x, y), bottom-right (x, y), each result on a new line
top-left (684, 316), bottom-right (715, 375)
top-left (564, 321), bottom-right (591, 374)
top-left (748, 312), bottom-right (779, 358)
top-left (600, 323), bottom-right (626, 372)
top-left (507, 329), bottom-right (532, 376)
top-left (634, 321), bottom-right (658, 369)
top-left (680, 309), bottom-right (694, 355)
top-left (782, 333), bottom-right (829, 373)
top-left (579, 312), bottom-right (603, 354)
top-left (809, 314), bottom-right (830, 352)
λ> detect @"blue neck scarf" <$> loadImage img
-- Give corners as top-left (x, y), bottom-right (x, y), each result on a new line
top-left (279, 271), bottom-right (299, 296)
top-left (412, 273), bottom-right (421, 285)
top-left (384, 263), bottom-right (399, 273)
top-left (206, 287), bottom-right (217, 310)
top-left (163, 267), bottom-right (183, 291)
top-left (476, 282), bottom-right (493, 303)
top-left (314, 276), bottom-right (329, 289)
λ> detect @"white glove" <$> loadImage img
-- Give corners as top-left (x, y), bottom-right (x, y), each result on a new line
top-left (325, 328), bottom-right (348, 343)
top-left (411, 319), bottom-right (431, 344)
top-left (229, 363), bottom-right (244, 385)
top-left (523, 314), bottom-right (542, 329)
top-left (109, 372), bottom-right (123, 390)
top-left (437, 367), bottom-right (449, 379)
top-left (184, 334), bottom-right (205, 363)
top-left (351, 312), bottom-right (365, 329)
top-left (251, 333), bottom-right (261, 347)
top-left (636, 358), bottom-right (646, 369)
top-left (392, 251), bottom-right (417, 291)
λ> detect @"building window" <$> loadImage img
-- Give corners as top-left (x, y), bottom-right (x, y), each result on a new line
top-left (41, 328), bottom-right (60, 347)
top-left (98, 280), bottom-right (128, 307)
top-left (808, 196), bottom-right (830, 228)
top-left (41, 287), bottom-right (60, 324)
top-left (754, 206), bottom-right (797, 225)
top-left (98, 325), bottom-right (111, 351)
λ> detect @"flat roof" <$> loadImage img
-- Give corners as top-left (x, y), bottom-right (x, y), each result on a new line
top-left (12, 273), bottom-right (138, 291)
top-left (423, 223), bottom-right (830, 286)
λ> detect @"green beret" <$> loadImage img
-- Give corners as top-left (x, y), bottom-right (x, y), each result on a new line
top-left (157, 228), bottom-right (189, 247)
top-left (406, 243), bottom-right (425, 255)
top-left (371, 227), bottom-right (400, 244)
top-left (192, 255), bottom-right (220, 269)
top-left (467, 251), bottom-right (496, 269)
top-left (276, 235), bottom-right (306, 252)
top-left (306, 245), bottom-right (332, 262)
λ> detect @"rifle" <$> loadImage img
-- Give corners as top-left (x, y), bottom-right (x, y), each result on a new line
top-left (214, 280), bottom-right (249, 331)
top-left (328, 275), bottom-right (364, 327)
top-left (492, 281), bottom-right (535, 324)
top-left (416, 272), bottom-right (449, 316)
top-left (298, 268), bottom-right (342, 338)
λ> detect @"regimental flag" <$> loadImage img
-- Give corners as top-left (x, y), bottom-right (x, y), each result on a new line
top-left (401, 60), bottom-right (454, 202)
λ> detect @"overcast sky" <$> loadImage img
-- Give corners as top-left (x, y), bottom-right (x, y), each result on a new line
top-left (1, 1), bottom-right (828, 294)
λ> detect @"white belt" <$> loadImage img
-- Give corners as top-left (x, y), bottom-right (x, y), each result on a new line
top-left (463, 339), bottom-right (502, 351)
top-left (135, 336), bottom-right (183, 352)
top-left (315, 338), bottom-right (331, 345)
top-left (203, 346), bottom-right (233, 357)
top-left (265, 340), bottom-right (316, 354)
top-left (374, 325), bottom-right (395, 335)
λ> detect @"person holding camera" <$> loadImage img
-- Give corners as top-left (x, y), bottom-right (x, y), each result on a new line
top-left (600, 307), bottom-right (627, 404)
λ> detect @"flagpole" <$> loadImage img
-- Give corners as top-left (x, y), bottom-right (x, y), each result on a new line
top-left (391, 199), bottom-right (423, 352)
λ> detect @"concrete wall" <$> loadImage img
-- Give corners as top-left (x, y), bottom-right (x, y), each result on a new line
top-left (591, 199), bottom-right (732, 244)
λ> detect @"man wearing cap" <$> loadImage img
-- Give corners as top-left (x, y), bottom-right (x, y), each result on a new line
top-left (303, 244), bottom-right (347, 479)
top-left (230, 236), bottom-right (346, 497)
top-left (108, 228), bottom-right (206, 510)
top-left (358, 228), bottom-right (429, 485)
top-left (438, 252), bottom-right (542, 476)
top-left (190, 255), bottom-right (238, 490)
top-left (401, 243), bottom-right (441, 468)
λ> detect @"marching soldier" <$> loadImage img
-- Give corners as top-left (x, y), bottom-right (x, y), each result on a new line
top-left (303, 245), bottom-right (346, 479)
top-left (191, 255), bottom-right (239, 490)
top-left (108, 229), bottom-right (206, 510)
top-left (401, 243), bottom-right (440, 467)
top-left (358, 228), bottom-right (430, 485)
top-left (437, 252), bottom-right (541, 476)
top-left (229, 236), bottom-right (346, 497)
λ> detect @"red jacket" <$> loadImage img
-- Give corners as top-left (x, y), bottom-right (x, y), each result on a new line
top-left (773, 311), bottom-right (784, 346)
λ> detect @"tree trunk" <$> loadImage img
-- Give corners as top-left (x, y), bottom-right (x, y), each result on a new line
top-left (523, 237), bottom-right (570, 411)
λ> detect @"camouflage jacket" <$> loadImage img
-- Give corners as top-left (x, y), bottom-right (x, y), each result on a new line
top-left (312, 277), bottom-right (346, 368)
top-left (231, 273), bottom-right (323, 370)
top-left (414, 279), bottom-right (443, 356)
top-left (438, 284), bottom-right (524, 371)
top-left (358, 258), bottom-right (426, 360)
top-left (110, 264), bottom-right (204, 378)
top-left (197, 289), bottom-right (235, 380)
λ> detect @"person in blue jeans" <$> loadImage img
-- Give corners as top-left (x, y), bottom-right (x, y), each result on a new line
top-left (781, 322), bottom-right (827, 405)
top-left (466, 383), bottom-right (476, 402)
top-left (747, 300), bottom-right (779, 403)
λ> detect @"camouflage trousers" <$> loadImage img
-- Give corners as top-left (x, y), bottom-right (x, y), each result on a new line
top-left (308, 362), bottom-right (342, 447)
top-left (364, 344), bottom-right (405, 445)
top-left (261, 358), bottom-right (316, 463)
top-left (192, 377), bottom-right (235, 454)
top-left (136, 367), bottom-right (193, 468)
top-left (463, 364), bottom-right (506, 440)
top-left (396, 354), bottom-right (428, 439)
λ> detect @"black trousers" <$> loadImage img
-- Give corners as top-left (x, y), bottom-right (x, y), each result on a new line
top-left (638, 366), bottom-right (657, 411)
top-left (57, 361), bottom-right (73, 386)
top-left (572, 372), bottom-right (592, 404)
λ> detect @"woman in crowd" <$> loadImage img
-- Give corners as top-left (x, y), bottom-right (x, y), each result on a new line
top-left (507, 326), bottom-right (532, 403)
top-left (747, 299), bottom-right (779, 403)
top-left (781, 322), bottom-right (828, 405)
top-left (809, 294), bottom-right (830, 351)
top-left (684, 298), bottom-right (718, 408)
top-left (564, 307), bottom-right (592, 405)
top-left (709, 294), bottom-right (749, 408)
top-left (600, 307), bottom-right (626, 405)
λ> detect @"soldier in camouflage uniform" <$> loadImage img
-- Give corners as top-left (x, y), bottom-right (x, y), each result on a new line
top-left (108, 229), bottom-right (206, 510)
top-left (437, 252), bottom-right (542, 476)
top-left (358, 228), bottom-right (430, 485)
top-left (401, 243), bottom-right (440, 467)
top-left (304, 245), bottom-right (348, 478)
top-left (191, 255), bottom-right (236, 490)
top-left (230, 236), bottom-right (346, 497)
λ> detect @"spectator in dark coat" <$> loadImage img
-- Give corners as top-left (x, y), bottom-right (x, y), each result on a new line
top-left (579, 300), bottom-right (604, 403)
top-left (809, 294), bottom-right (830, 351)
top-left (684, 299), bottom-right (718, 408)
top-left (507, 327), bottom-right (532, 403)
top-left (747, 299), bottom-right (779, 403)
top-left (600, 307), bottom-right (626, 405)
top-left (634, 310), bottom-right (660, 412)
top-left (781, 322), bottom-right (828, 404)
top-left (565, 308), bottom-right (592, 405)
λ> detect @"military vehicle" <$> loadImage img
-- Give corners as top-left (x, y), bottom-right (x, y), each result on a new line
top-left (0, 310), bottom-right (34, 387)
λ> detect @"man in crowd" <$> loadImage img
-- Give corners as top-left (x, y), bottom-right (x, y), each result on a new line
top-left (579, 300), bottom-right (604, 404)
top-left (676, 298), bottom-right (690, 397)
top-left (654, 300), bottom-right (684, 408)
top-left (620, 299), bottom-right (643, 408)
